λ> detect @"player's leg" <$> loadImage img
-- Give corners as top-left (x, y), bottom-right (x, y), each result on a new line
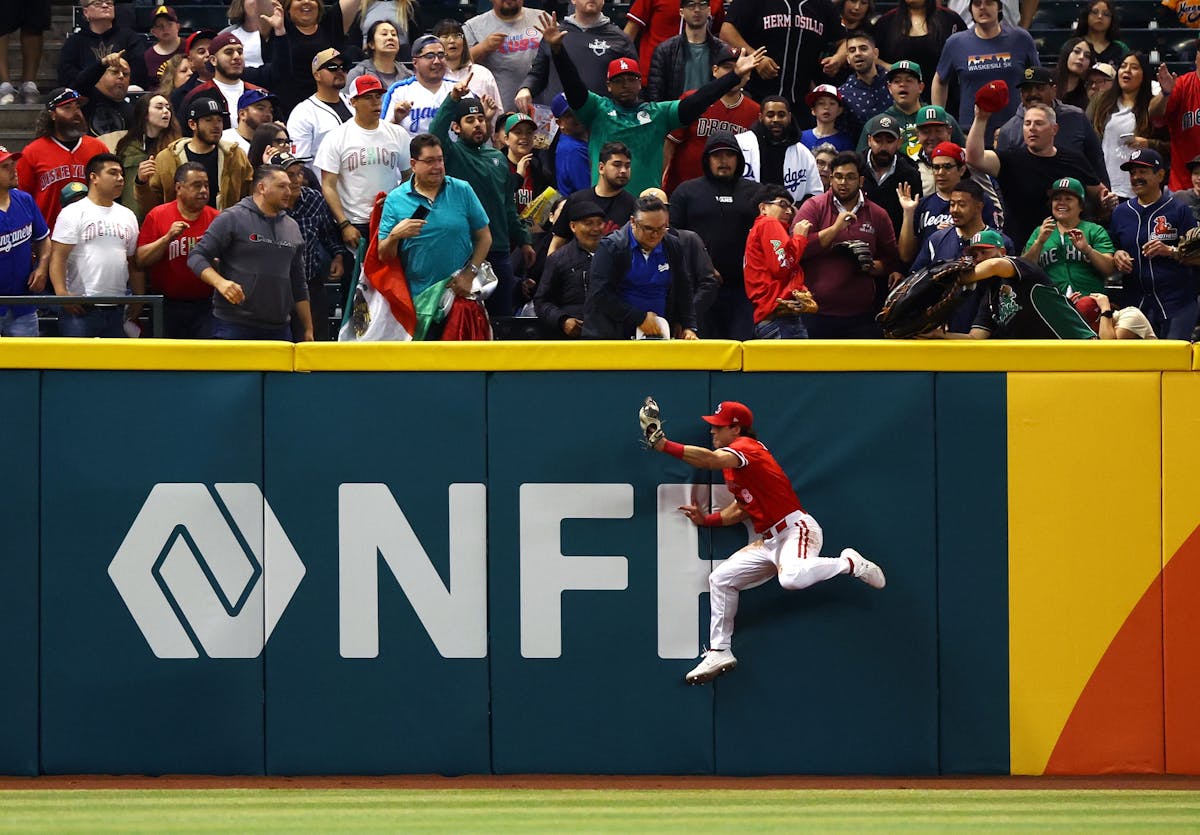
top-left (685, 542), bottom-right (775, 685)
top-left (776, 513), bottom-right (886, 590)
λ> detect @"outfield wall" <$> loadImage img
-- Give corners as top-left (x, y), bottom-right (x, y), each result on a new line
top-left (1, 339), bottom-right (1197, 776)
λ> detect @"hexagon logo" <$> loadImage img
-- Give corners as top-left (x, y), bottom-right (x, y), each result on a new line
top-left (108, 483), bottom-right (305, 659)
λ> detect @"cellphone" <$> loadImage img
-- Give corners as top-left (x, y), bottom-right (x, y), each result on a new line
top-left (410, 205), bottom-right (431, 221)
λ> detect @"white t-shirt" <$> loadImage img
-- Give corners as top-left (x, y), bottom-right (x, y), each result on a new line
top-left (381, 77), bottom-right (455, 136)
top-left (212, 78), bottom-right (246, 125)
top-left (52, 199), bottom-right (138, 297)
top-left (221, 127), bottom-right (252, 154)
top-left (313, 119), bottom-right (412, 224)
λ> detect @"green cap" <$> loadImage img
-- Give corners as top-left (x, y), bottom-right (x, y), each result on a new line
top-left (886, 60), bottom-right (922, 81)
top-left (60, 181), bottom-right (88, 208)
top-left (915, 104), bottom-right (950, 127)
top-left (968, 229), bottom-right (1006, 250)
top-left (1048, 177), bottom-right (1085, 200)
top-left (503, 112), bottom-right (536, 133)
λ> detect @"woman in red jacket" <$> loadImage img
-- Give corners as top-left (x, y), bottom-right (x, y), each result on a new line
top-left (743, 183), bottom-right (816, 339)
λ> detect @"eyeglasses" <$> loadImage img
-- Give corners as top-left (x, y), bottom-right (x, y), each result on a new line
top-left (416, 52), bottom-right (447, 61)
top-left (437, 33), bottom-right (465, 41)
top-left (415, 155), bottom-right (445, 165)
top-left (930, 162), bottom-right (959, 172)
top-left (682, 1), bottom-right (709, 7)
top-left (320, 63), bottom-right (348, 72)
top-left (271, 135), bottom-right (291, 145)
top-left (635, 220), bottom-right (668, 235)
top-left (831, 172), bottom-right (860, 182)
top-left (767, 198), bottom-right (795, 210)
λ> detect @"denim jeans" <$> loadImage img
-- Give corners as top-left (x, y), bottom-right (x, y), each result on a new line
top-left (0, 310), bottom-right (39, 336)
top-left (754, 316), bottom-right (809, 340)
top-left (212, 318), bottom-right (293, 341)
top-left (1145, 297), bottom-right (1198, 340)
top-left (163, 298), bottom-right (215, 339)
top-left (57, 306), bottom-right (125, 337)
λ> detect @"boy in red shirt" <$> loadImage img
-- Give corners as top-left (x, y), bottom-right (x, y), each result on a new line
top-left (743, 183), bottom-right (817, 339)
top-left (640, 398), bottom-right (886, 684)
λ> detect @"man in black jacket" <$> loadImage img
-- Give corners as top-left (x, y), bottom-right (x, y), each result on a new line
top-left (584, 194), bottom-right (698, 339)
top-left (647, 0), bottom-right (726, 102)
top-left (669, 131), bottom-right (760, 340)
top-left (58, 0), bottom-right (148, 90)
top-left (535, 200), bottom-right (605, 337)
top-left (861, 113), bottom-right (922, 245)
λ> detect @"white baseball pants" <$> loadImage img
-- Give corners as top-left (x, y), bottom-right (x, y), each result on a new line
top-left (708, 510), bottom-right (851, 650)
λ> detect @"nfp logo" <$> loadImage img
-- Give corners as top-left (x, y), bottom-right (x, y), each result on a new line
top-left (108, 483), bottom-right (305, 659)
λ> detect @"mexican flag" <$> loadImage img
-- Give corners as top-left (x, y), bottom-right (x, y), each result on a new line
top-left (337, 192), bottom-right (451, 342)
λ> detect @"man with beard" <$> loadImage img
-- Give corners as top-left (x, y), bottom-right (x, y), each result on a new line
top-left (515, 0), bottom-right (636, 109)
top-left (535, 200), bottom-right (605, 337)
top-left (543, 12), bottom-right (765, 197)
top-left (897, 143), bottom-right (997, 264)
top-left (670, 131), bottom-right (761, 340)
top-left (549, 141), bottom-right (635, 253)
top-left (861, 114), bottom-right (922, 242)
top-left (72, 50), bottom-right (133, 137)
top-left (181, 32), bottom-right (285, 134)
top-left (222, 89), bottom-right (278, 153)
top-left (141, 97), bottom-right (253, 211)
top-left (431, 77), bottom-right (532, 317)
top-left (837, 31), bottom-right (891, 140)
top-left (627, 0), bottom-right (723, 87)
top-left (647, 0), bottom-right (726, 102)
top-left (289, 48), bottom-right (351, 171)
top-left (463, 0), bottom-right (544, 109)
top-left (793, 151), bottom-right (899, 338)
top-left (735, 97), bottom-right (823, 204)
top-left (383, 35), bottom-right (457, 136)
top-left (1109, 149), bottom-right (1200, 339)
top-left (16, 88), bottom-right (108, 229)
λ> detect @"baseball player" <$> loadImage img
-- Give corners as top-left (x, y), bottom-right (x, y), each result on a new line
top-left (639, 397), bottom-right (886, 685)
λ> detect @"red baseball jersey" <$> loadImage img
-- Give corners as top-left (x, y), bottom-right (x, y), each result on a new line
top-left (663, 91), bottom-right (759, 194)
top-left (722, 435), bottom-right (804, 532)
top-left (743, 212), bottom-right (809, 324)
top-left (15, 135), bottom-right (108, 230)
top-left (1165, 71), bottom-right (1200, 192)
top-left (137, 201), bottom-right (219, 300)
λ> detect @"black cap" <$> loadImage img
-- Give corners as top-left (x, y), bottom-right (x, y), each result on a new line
top-left (713, 44), bottom-right (738, 65)
top-left (188, 95), bottom-right (227, 122)
top-left (1017, 66), bottom-right (1055, 87)
top-left (569, 201), bottom-right (605, 221)
top-left (455, 97), bottom-right (483, 122)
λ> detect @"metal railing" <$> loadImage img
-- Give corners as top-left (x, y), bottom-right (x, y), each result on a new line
top-left (0, 295), bottom-right (164, 338)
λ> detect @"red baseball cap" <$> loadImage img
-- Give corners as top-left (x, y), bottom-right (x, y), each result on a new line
top-left (0, 145), bottom-right (22, 164)
top-left (1072, 295), bottom-right (1101, 333)
top-left (702, 401), bottom-right (754, 428)
top-left (930, 141), bottom-right (965, 165)
top-left (349, 74), bottom-right (383, 98)
top-left (607, 58), bottom-right (640, 80)
top-left (975, 79), bottom-right (1009, 114)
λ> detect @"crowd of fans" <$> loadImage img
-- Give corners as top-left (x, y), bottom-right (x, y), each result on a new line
top-left (0, 0), bottom-right (1195, 340)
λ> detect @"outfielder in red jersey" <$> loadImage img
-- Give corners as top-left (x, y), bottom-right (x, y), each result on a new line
top-left (16, 88), bottom-right (107, 230)
top-left (1158, 61), bottom-right (1200, 193)
top-left (640, 398), bottom-right (886, 684)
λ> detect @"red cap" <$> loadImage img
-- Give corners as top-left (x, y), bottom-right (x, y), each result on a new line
top-left (1072, 295), bottom-right (1101, 333)
top-left (702, 401), bottom-right (754, 428)
top-left (975, 80), bottom-right (1009, 114)
top-left (349, 74), bottom-right (384, 98)
top-left (0, 145), bottom-right (22, 164)
top-left (930, 141), bottom-right (965, 165)
top-left (607, 58), bottom-right (640, 80)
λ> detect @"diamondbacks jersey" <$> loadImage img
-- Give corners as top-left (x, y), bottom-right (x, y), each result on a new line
top-left (664, 91), bottom-right (759, 194)
top-left (15, 135), bottom-right (108, 230)
top-left (722, 434), bottom-right (805, 532)
top-left (382, 78), bottom-right (455, 137)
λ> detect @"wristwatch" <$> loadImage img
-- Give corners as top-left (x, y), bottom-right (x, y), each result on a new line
top-left (1101, 309), bottom-right (1115, 319)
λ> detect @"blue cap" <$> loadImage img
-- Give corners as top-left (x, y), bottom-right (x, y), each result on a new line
top-left (551, 92), bottom-right (571, 118)
top-left (1121, 148), bottom-right (1165, 171)
top-left (237, 88), bottom-right (276, 111)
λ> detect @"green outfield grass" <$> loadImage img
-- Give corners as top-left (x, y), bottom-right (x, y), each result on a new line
top-left (0, 789), bottom-right (1198, 833)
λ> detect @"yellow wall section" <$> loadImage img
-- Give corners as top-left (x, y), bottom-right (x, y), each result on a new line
top-left (1007, 372), bottom-right (1162, 774)
top-left (1162, 373), bottom-right (1200, 560)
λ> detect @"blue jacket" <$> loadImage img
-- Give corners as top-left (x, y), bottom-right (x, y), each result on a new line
top-left (1109, 192), bottom-right (1198, 318)
top-left (584, 222), bottom-right (697, 339)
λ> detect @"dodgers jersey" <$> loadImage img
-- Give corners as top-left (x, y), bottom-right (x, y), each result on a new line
top-left (722, 435), bottom-right (805, 532)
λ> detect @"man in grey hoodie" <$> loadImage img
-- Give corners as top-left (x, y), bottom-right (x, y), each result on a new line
top-left (188, 164), bottom-right (313, 341)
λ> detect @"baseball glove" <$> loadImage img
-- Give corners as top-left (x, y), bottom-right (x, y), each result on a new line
top-left (791, 289), bottom-right (819, 314)
top-left (1177, 226), bottom-right (1200, 260)
top-left (877, 258), bottom-right (976, 338)
top-left (639, 396), bottom-right (665, 446)
top-left (833, 239), bottom-right (875, 272)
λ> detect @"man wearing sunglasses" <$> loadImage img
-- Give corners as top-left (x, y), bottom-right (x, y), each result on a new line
top-left (288, 47), bottom-right (352, 169)
top-left (16, 87), bottom-right (108, 229)
top-left (58, 0), bottom-right (148, 91)
top-left (382, 35), bottom-right (456, 136)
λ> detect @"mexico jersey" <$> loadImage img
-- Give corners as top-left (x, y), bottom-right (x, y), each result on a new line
top-left (15, 134), bottom-right (108, 230)
top-left (382, 77), bottom-right (455, 137)
top-left (722, 435), bottom-right (805, 533)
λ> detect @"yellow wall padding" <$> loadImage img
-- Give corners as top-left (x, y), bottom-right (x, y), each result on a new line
top-left (0, 338), bottom-right (295, 371)
top-left (1007, 372), bottom-right (1162, 774)
top-left (742, 340), bottom-right (1193, 372)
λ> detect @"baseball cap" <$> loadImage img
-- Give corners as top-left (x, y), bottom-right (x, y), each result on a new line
top-left (638, 187), bottom-right (669, 205)
top-left (713, 44), bottom-right (738, 66)
top-left (504, 112), bottom-right (536, 132)
top-left (208, 31), bottom-right (242, 54)
top-left (1017, 66), bottom-right (1055, 87)
top-left (46, 87), bottom-right (86, 110)
top-left (60, 181), bottom-right (88, 208)
top-left (864, 113), bottom-right (900, 138)
top-left (411, 34), bottom-right (442, 57)
top-left (1187, 154), bottom-right (1200, 172)
top-left (311, 47), bottom-right (344, 73)
top-left (1089, 62), bottom-right (1116, 79)
top-left (1121, 148), bottom-right (1165, 171)
top-left (930, 141), bottom-right (965, 165)
top-left (152, 5), bottom-right (178, 21)
top-left (0, 145), bottom-right (21, 164)
top-left (915, 104), bottom-right (951, 127)
top-left (455, 97), bottom-right (483, 121)
top-left (551, 92), bottom-right (571, 118)
top-left (569, 200), bottom-right (605, 221)
top-left (1048, 176), bottom-right (1085, 199)
top-left (187, 95), bottom-right (227, 122)
top-left (237, 88), bottom-right (276, 110)
top-left (268, 150), bottom-right (304, 168)
top-left (702, 401), bottom-right (754, 429)
top-left (185, 29), bottom-right (218, 53)
top-left (1073, 295), bottom-right (1101, 332)
top-left (607, 57), bottom-right (640, 80)
top-left (886, 59), bottom-right (922, 81)
top-left (975, 79), bottom-right (1009, 113)
top-left (805, 83), bottom-right (842, 107)
top-left (967, 229), bottom-right (1006, 250)
top-left (349, 75), bottom-right (384, 98)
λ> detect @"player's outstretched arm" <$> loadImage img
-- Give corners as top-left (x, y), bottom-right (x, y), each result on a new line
top-left (679, 501), bottom-right (748, 527)
top-left (655, 440), bottom-right (741, 470)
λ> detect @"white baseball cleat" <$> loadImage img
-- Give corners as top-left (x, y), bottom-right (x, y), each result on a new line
top-left (685, 648), bottom-right (737, 684)
top-left (844, 548), bottom-right (886, 589)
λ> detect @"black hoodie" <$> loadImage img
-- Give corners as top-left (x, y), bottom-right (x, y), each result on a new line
top-left (667, 131), bottom-right (760, 292)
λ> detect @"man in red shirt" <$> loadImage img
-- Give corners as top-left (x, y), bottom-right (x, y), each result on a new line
top-left (134, 161), bottom-right (218, 337)
top-left (642, 398), bottom-right (886, 684)
top-left (743, 183), bottom-right (815, 338)
top-left (15, 88), bottom-right (107, 230)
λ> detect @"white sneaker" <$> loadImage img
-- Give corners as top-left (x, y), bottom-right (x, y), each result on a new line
top-left (0, 83), bottom-right (15, 106)
top-left (844, 547), bottom-right (886, 589)
top-left (19, 82), bottom-right (38, 105)
top-left (685, 648), bottom-right (737, 685)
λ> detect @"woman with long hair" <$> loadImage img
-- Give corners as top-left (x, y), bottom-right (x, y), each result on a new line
top-left (1088, 52), bottom-right (1166, 199)
top-left (345, 20), bottom-right (412, 88)
top-left (350, 0), bottom-right (419, 61)
top-left (436, 18), bottom-right (501, 108)
top-left (1072, 0), bottom-right (1129, 67)
top-left (248, 121), bottom-right (293, 168)
top-left (224, 0), bottom-right (264, 67)
top-left (873, 0), bottom-right (965, 99)
top-left (114, 94), bottom-right (181, 220)
top-left (155, 54), bottom-right (193, 99)
top-left (1056, 37), bottom-right (1096, 110)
